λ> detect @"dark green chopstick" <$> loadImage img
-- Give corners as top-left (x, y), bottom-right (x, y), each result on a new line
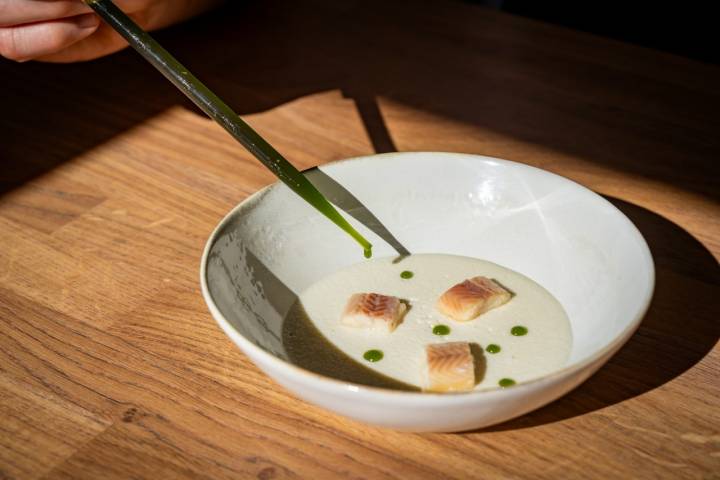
top-left (83, 0), bottom-right (372, 258)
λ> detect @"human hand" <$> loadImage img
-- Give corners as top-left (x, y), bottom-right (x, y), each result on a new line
top-left (0, 0), bottom-right (223, 63)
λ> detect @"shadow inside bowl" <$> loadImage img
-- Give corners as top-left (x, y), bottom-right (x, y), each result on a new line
top-left (283, 299), bottom-right (419, 391)
top-left (206, 221), bottom-right (419, 391)
top-left (469, 342), bottom-right (488, 386)
top-left (473, 196), bottom-right (720, 433)
top-left (303, 167), bottom-right (411, 258)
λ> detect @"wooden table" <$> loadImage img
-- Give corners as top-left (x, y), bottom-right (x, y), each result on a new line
top-left (2, 1), bottom-right (719, 478)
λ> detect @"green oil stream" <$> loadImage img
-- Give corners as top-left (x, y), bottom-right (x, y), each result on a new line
top-left (84, 0), bottom-right (373, 258)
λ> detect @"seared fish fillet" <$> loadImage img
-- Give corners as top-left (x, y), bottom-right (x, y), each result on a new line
top-left (341, 293), bottom-right (407, 332)
top-left (425, 342), bottom-right (475, 392)
top-left (436, 276), bottom-right (511, 322)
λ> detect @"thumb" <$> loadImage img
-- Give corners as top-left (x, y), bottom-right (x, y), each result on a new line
top-left (0, 14), bottom-right (100, 62)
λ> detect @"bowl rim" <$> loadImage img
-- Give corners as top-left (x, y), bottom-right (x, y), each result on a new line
top-left (200, 152), bottom-right (655, 402)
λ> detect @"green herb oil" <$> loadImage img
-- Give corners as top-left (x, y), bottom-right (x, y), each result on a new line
top-left (432, 325), bottom-right (451, 336)
top-left (363, 349), bottom-right (384, 362)
top-left (499, 378), bottom-right (516, 388)
top-left (510, 326), bottom-right (528, 336)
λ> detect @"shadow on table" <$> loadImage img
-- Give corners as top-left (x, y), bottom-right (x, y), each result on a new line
top-left (474, 196), bottom-right (720, 433)
top-left (2, 0), bottom-right (719, 202)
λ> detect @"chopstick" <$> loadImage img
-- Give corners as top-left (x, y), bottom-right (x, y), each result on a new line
top-left (83, 0), bottom-right (373, 258)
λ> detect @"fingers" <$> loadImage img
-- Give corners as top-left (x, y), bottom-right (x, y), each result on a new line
top-left (36, 21), bottom-right (127, 63)
top-left (0, 13), bottom-right (99, 62)
top-left (0, 0), bottom-right (227, 63)
top-left (0, 0), bottom-right (92, 27)
top-left (35, 0), bottom-right (228, 62)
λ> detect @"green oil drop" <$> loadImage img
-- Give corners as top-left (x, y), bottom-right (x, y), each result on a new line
top-left (363, 349), bottom-right (383, 362)
top-left (511, 326), bottom-right (528, 336)
top-left (432, 325), bottom-right (451, 336)
top-left (499, 378), bottom-right (516, 388)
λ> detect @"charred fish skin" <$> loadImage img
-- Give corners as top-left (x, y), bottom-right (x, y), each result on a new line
top-left (436, 276), bottom-right (511, 322)
top-left (341, 293), bottom-right (407, 332)
top-left (424, 341), bottom-right (475, 392)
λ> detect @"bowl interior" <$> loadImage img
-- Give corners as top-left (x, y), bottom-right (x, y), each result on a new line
top-left (204, 153), bottom-right (653, 377)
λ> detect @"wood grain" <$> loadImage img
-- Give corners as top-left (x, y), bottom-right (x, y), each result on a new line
top-left (1, 0), bottom-right (719, 478)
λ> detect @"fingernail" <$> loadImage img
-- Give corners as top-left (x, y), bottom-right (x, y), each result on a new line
top-left (77, 14), bottom-right (99, 29)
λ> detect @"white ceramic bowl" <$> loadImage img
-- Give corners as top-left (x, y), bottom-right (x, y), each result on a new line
top-left (200, 152), bottom-right (654, 432)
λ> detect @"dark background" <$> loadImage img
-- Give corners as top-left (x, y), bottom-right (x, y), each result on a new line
top-left (479, 0), bottom-right (718, 65)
